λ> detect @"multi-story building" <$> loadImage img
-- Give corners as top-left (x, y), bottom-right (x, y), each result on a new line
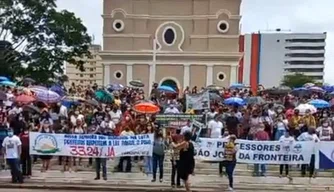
top-left (239, 32), bottom-right (327, 88)
top-left (65, 44), bottom-right (103, 87)
top-left (99, 0), bottom-right (242, 94)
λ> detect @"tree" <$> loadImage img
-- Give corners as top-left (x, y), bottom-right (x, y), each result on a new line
top-left (0, 0), bottom-right (91, 83)
top-left (0, 40), bottom-right (22, 79)
top-left (281, 73), bottom-right (316, 88)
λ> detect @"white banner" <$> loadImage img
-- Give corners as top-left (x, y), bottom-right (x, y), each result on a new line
top-left (194, 137), bottom-right (228, 161)
top-left (237, 140), bottom-right (314, 164)
top-left (29, 133), bottom-right (154, 158)
top-left (186, 91), bottom-right (210, 110)
top-left (194, 138), bottom-right (314, 164)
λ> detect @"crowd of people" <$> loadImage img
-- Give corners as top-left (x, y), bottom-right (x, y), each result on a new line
top-left (0, 80), bottom-right (333, 192)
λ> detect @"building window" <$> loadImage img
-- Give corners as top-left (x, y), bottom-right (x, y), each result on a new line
top-left (114, 70), bottom-right (123, 79)
top-left (163, 27), bottom-right (176, 46)
top-left (217, 20), bottom-right (229, 33)
top-left (90, 68), bottom-right (94, 72)
top-left (217, 72), bottom-right (226, 81)
top-left (80, 74), bottom-right (83, 77)
top-left (80, 80), bottom-right (83, 83)
top-left (286, 39), bottom-right (324, 43)
top-left (90, 74), bottom-right (94, 78)
top-left (113, 19), bottom-right (124, 32)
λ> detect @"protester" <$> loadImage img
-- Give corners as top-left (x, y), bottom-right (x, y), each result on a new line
top-left (94, 125), bottom-right (107, 180)
top-left (117, 126), bottom-right (134, 172)
top-left (316, 119), bottom-right (333, 141)
top-left (39, 120), bottom-right (53, 172)
top-left (2, 128), bottom-right (23, 183)
top-left (253, 123), bottom-right (269, 176)
top-left (19, 126), bottom-right (31, 177)
top-left (297, 127), bottom-right (320, 178)
top-left (151, 131), bottom-right (165, 182)
top-left (169, 130), bottom-right (182, 188)
top-left (180, 120), bottom-right (192, 135)
top-left (274, 114), bottom-right (288, 140)
top-left (223, 134), bottom-right (237, 191)
top-left (173, 131), bottom-right (195, 192)
top-left (207, 114), bottom-right (223, 138)
top-left (278, 130), bottom-right (294, 179)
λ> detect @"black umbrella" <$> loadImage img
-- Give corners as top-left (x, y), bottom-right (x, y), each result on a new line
top-left (206, 84), bottom-right (224, 90)
top-left (129, 80), bottom-right (144, 87)
top-left (0, 91), bottom-right (6, 101)
top-left (261, 86), bottom-right (291, 95)
top-left (23, 105), bottom-right (40, 114)
top-left (85, 99), bottom-right (99, 106)
top-left (23, 77), bottom-right (36, 83)
top-left (209, 92), bottom-right (223, 101)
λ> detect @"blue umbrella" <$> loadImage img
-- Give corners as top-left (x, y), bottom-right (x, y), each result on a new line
top-left (290, 87), bottom-right (310, 96)
top-left (61, 100), bottom-right (80, 109)
top-left (230, 83), bottom-right (245, 89)
top-left (158, 85), bottom-right (176, 93)
top-left (50, 85), bottom-right (66, 96)
top-left (0, 81), bottom-right (16, 87)
top-left (0, 76), bottom-right (9, 81)
top-left (323, 85), bottom-right (334, 93)
top-left (224, 97), bottom-right (246, 106)
top-left (309, 99), bottom-right (330, 108)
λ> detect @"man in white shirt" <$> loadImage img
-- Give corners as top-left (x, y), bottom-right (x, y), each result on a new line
top-left (100, 118), bottom-right (116, 135)
top-left (4, 90), bottom-right (14, 107)
top-left (164, 105), bottom-right (180, 114)
top-left (109, 107), bottom-right (122, 125)
top-left (207, 115), bottom-right (223, 138)
top-left (297, 128), bottom-right (320, 142)
top-left (2, 129), bottom-right (23, 183)
top-left (297, 127), bottom-right (319, 178)
top-left (207, 107), bottom-right (217, 120)
top-left (181, 120), bottom-right (192, 135)
top-left (58, 103), bottom-right (68, 119)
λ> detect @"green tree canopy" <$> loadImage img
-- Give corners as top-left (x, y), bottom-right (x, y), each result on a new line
top-left (281, 73), bottom-right (316, 88)
top-left (0, 0), bottom-right (91, 84)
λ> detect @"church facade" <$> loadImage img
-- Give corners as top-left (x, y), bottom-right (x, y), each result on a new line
top-left (100, 0), bottom-right (242, 93)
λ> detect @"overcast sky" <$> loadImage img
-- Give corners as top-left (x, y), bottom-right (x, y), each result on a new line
top-left (56, 0), bottom-right (334, 84)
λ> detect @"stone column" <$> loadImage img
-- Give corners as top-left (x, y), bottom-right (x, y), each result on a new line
top-left (206, 64), bottom-right (213, 86)
top-left (103, 64), bottom-right (110, 86)
top-left (149, 63), bottom-right (156, 94)
top-left (183, 64), bottom-right (190, 89)
top-left (126, 63), bottom-right (133, 86)
top-left (229, 65), bottom-right (238, 85)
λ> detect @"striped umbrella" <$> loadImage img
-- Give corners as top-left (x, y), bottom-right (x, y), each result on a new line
top-left (30, 86), bottom-right (48, 94)
top-left (307, 86), bottom-right (324, 93)
top-left (35, 90), bottom-right (61, 103)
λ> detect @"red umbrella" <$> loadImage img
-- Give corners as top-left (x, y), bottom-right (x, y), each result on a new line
top-left (15, 95), bottom-right (36, 104)
top-left (133, 102), bottom-right (160, 114)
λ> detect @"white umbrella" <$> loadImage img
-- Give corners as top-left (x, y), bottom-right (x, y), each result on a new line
top-left (295, 103), bottom-right (317, 115)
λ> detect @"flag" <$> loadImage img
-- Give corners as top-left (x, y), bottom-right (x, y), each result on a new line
top-left (316, 142), bottom-right (334, 169)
